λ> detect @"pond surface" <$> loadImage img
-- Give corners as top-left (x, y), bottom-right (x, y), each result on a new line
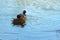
top-left (0, 0), bottom-right (60, 40)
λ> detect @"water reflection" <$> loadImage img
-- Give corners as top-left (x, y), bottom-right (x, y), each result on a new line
top-left (12, 25), bottom-right (25, 28)
top-left (56, 30), bottom-right (60, 40)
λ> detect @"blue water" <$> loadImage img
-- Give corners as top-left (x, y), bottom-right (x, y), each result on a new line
top-left (0, 0), bottom-right (60, 40)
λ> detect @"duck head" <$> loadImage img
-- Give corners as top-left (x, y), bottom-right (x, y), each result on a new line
top-left (23, 10), bottom-right (26, 16)
top-left (17, 15), bottom-right (21, 18)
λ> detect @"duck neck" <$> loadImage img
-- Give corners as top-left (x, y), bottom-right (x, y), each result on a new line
top-left (23, 13), bottom-right (26, 16)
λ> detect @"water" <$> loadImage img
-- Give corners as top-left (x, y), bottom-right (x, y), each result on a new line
top-left (0, 0), bottom-right (60, 40)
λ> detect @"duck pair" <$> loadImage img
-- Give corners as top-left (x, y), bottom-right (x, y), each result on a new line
top-left (12, 10), bottom-right (26, 26)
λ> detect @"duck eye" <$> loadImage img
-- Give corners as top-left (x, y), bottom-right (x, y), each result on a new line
top-left (17, 15), bottom-right (21, 18)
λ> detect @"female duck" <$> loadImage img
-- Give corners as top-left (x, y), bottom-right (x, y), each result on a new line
top-left (12, 10), bottom-right (26, 26)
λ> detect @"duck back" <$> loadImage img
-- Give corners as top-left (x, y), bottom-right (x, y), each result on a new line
top-left (12, 14), bottom-right (26, 26)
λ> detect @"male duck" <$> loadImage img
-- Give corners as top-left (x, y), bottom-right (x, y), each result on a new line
top-left (12, 10), bottom-right (26, 26)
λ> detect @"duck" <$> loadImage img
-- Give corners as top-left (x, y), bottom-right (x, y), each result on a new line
top-left (12, 10), bottom-right (26, 26)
